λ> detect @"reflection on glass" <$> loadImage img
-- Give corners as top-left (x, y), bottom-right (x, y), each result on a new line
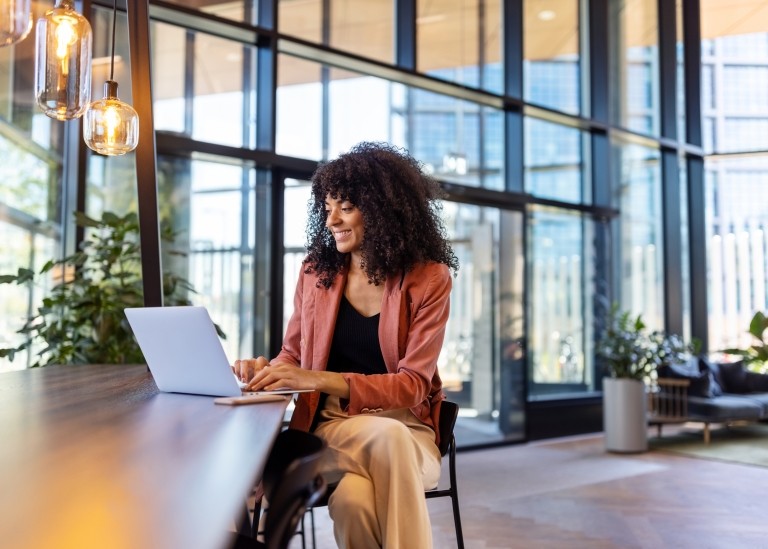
top-left (609, 0), bottom-right (659, 135)
top-left (524, 117), bottom-right (584, 203)
top-left (279, 0), bottom-right (393, 64)
top-left (417, 0), bottom-right (502, 93)
top-left (705, 156), bottom-right (768, 353)
top-left (528, 207), bottom-right (594, 396)
top-left (276, 54), bottom-right (504, 189)
top-left (612, 141), bottom-right (663, 330)
top-left (524, 0), bottom-right (580, 114)
top-left (151, 22), bottom-right (256, 148)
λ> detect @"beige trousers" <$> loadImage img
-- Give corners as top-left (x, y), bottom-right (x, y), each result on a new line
top-left (313, 396), bottom-right (442, 549)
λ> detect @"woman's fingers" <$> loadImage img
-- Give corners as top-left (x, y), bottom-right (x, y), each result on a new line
top-left (232, 357), bottom-right (270, 382)
top-left (246, 364), bottom-right (303, 391)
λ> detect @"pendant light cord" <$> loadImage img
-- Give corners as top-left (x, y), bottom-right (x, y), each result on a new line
top-left (109, 0), bottom-right (117, 81)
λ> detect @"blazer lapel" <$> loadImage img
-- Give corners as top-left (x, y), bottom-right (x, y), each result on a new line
top-left (312, 270), bottom-right (345, 371)
top-left (380, 276), bottom-right (405, 369)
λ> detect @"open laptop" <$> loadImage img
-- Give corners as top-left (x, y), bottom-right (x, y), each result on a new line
top-left (125, 306), bottom-right (312, 398)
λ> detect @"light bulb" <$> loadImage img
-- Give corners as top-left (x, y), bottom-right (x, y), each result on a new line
top-left (0, 0), bottom-right (32, 46)
top-left (54, 18), bottom-right (76, 59)
top-left (84, 80), bottom-right (139, 156)
top-left (34, 0), bottom-right (92, 120)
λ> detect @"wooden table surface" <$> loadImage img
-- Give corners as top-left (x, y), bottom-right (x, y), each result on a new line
top-left (0, 364), bottom-right (289, 549)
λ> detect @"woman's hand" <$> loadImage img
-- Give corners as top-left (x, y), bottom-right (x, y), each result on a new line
top-left (232, 356), bottom-right (270, 383)
top-left (246, 364), bottom-right (350, 398)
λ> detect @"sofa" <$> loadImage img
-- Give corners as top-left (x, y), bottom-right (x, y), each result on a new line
top-left (650, 357), bottom-right (768, 443)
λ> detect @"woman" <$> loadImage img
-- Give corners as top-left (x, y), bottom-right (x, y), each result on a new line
top-left (234, 141), bottom-right (459, 549)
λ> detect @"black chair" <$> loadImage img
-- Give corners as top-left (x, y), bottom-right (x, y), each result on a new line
top-left (231, 429), bottom-right (327, 549)
top-left (305, 400), bottom-right (464, 549)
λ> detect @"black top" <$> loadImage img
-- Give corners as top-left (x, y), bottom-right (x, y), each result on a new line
top-left (326, 295), bottom-right (387, 376)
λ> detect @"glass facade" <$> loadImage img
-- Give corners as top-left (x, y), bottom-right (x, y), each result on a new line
top-left (0, 0), bottom-right (725, 445)
top-left (702, 1), bottom-right (768, 354)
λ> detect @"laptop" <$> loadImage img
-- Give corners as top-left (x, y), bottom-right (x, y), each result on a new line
top-left (124, 306), bottom-right (311, 398)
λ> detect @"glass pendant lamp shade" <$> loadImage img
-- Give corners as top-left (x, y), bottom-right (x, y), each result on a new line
top-left (0, 0), bottom-right (32, 46)
top-left (34, 0), bottom-right (92, 120)
top-left (84, 80), bottom-right (139, 156)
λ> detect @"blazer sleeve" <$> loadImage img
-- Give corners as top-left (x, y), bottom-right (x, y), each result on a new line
top-left (273, 268), bottom-right (303, 367)
top-left (342, 263), bottom-right (451, 414)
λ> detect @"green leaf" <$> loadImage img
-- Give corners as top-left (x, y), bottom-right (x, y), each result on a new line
top-left (749, 311), bottom-right (768, 340)
top-left (74, 211), bottom-right (101, 228)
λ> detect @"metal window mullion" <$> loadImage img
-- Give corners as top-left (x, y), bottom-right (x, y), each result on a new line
top-left (661, 148), bottom-right (683, 335)
top-left (128, 0), bottom-right (163, 307)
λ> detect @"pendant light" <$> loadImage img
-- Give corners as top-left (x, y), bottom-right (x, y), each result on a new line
top-left (0, 0), bottom-right (32, 47)
top-left (83, 0), bottom-right (138, 156)
top-left (34, 0), bottom-right (92, 120)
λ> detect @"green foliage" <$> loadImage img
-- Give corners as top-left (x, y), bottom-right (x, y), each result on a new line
top-left (0, 211), bottom-right (222, 367)
top-left (597, 304), bottom-right (698, 380)
top-left (722, 311), bottom-right (768, 373)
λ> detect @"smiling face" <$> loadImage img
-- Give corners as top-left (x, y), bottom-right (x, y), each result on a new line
top-left (325, 194), bottom-right (365, 256)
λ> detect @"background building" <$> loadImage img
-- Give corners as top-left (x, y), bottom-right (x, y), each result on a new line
top-left (1, 0), bottom-right (766, 448)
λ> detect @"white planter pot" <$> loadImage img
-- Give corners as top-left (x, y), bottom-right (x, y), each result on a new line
top-left (603, 377), bottom-right (648, 453)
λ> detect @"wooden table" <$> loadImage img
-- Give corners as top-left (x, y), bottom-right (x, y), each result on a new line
top-left (0, 364), bottom-right (289, 549)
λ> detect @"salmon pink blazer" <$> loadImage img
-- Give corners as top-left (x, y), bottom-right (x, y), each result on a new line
top-left (276, 261), bottom-right (451, 446)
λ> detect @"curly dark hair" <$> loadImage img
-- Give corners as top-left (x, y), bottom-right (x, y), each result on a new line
top-left (304, 142), bottom-right (459, 288)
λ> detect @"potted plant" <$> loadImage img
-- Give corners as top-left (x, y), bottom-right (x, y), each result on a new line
top-left (0, 211), bottom-right (223, 367)
top-left (597, 305), bottom-right (694, 453)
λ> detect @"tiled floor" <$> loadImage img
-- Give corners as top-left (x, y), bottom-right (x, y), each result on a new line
top-left (292, 431), bottom-right (768, 548)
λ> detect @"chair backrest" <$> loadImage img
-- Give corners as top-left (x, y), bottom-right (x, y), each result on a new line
top-left (436, 400), bottom-right (459, 457)
top-left (261, 429), bottom-right (327, 549)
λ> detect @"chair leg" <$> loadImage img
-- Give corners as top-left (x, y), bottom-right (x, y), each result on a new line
top-left (237, 504), bottom-right (253, 538)
top-left (310, 507), bottom-right (317, 549)
top-left (448, 436), bottom-right (465, 549)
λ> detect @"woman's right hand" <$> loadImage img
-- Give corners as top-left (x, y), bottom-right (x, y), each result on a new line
top-left (232, 356), bottom-right (270, 383)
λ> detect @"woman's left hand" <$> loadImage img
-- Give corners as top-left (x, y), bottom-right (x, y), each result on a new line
top-left (246, 363), bottom-right (317, 392)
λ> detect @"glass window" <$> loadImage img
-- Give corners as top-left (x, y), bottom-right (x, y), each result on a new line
top-left (609, 0), bottom-right (660, 135)
top-left (676, 0), bottom-right (686, 143)
top-left (282, 178), bottom-right (311, 334)
top-left (160, 0), bottom-right (256, 25)
top-left (680, 158), bottom-right (691, 343)
top-left (722, 66), bottom-right (768, 113)
top-left (524, 0), bottom-right (580, 114)
top-left (151, 21), bottom-right (257, 148)
top-left (705, 156), bottom-right (768, 353)
top-left (156, 155), bottom-right (262, 361)
top-left (528, 207), bottom-right (595, 397)
top-left (721, 118), bottom-right (768, 153)
top-left (279, 0), bottom-right (394, 64)
top-left (612, 141), bottom-right (664, 331)
top-left (417, 0), bottom-right (503, 94)
top-left (437, 202), bottom-right (525, 444)
top-left (0, 224), bottom-right (57, 372)
top-left (276, 54), bottom-right (505, 189)
top-left (718, 33), bottom-right (768, 59)
top-left (0, 12), bottom-right (65, 372)
top-left (524, 117), bottom-right (585, 203)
